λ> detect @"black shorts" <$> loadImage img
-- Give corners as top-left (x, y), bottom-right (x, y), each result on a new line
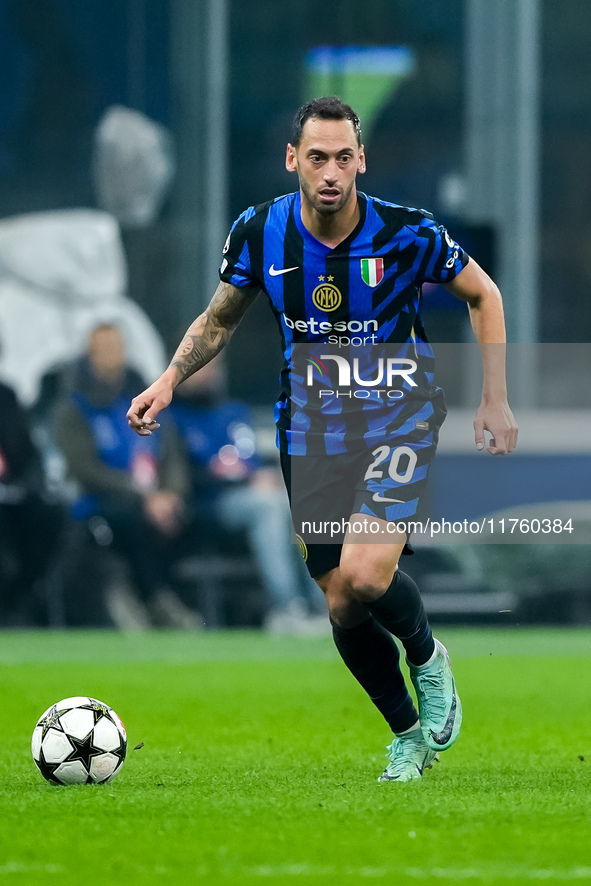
top-left (280, 434), bottom-right (440, 578)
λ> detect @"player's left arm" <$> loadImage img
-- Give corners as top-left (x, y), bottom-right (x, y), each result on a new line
top-left (443, 258), bottom-right (518, 455)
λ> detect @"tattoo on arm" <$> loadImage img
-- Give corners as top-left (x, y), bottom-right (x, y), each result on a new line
top-left (169, 282), bottom-right (257, 384)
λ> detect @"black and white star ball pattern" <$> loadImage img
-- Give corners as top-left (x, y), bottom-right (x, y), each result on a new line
top-left (31, 696), bottom-right (127, 785)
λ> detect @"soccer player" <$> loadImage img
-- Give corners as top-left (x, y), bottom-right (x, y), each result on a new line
top-left (127, 96), bottom-right (518, 782)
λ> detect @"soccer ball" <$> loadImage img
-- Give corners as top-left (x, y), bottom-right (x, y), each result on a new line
top-left (31, 696), bottom-right (127, 785)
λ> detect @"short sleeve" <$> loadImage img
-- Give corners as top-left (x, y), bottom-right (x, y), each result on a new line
top-left (416, 217), bottom-right (469, 285)
top-left (219, 208), bottom-right (258, 289)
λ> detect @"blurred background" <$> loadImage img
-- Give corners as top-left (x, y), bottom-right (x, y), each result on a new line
top-left (0, 0), bottom-right (589, 631)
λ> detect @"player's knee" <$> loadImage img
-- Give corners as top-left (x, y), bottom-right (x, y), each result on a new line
top-left (322, 581), bottom-right (349, 612)
top-left (339, 544), bottom-right (400, 602)
top-left (321, 579), bottom-right (360, 624)
top-left (328, 600), bottom-right (355, 627)
top-left (325, 594), bottom-right (369, 629)
top-left (340, 566), bottom-right (392, 603)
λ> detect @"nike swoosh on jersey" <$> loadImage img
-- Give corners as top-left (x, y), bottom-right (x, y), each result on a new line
top-left (371, 492), bottom-right (405, 503)
top-left (428, 690), bottom-right (457, 746)
top-left (269, 264), bottom-right (299, 276)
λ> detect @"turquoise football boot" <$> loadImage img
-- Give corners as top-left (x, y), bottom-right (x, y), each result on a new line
top-left (408, 638), bottom-right (462, 752)
top-left (378, 730), bottom-right (439, 783)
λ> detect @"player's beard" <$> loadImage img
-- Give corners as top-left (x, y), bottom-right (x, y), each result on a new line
top-left (299, 176), bottom-right (356, 217)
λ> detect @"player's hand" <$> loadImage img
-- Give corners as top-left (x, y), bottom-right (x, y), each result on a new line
top-left (127, 373), bottom-right (175, 436)
top-left (473, 400), bottom-right (518, 455)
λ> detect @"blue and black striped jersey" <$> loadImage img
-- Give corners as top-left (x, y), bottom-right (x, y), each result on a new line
top-left (219, 191), bottom-right (468, 455)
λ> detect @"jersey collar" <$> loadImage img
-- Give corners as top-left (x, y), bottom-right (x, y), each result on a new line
top-left (293, 191), bottom-right (367, 255)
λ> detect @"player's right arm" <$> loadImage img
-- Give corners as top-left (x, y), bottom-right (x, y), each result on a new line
top-left (126, 281), bottom-right (258, 436)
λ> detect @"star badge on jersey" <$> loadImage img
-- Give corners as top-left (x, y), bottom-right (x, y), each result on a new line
top-left (360, 257), bottom-right (384, 287)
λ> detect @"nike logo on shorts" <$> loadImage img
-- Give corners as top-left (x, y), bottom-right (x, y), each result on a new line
top-left (269, 264), bottom-right (299, 276)
top-left (372, 492), bottom-right (404, 503)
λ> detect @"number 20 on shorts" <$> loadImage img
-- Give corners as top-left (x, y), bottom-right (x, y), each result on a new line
top-left (364, 445), bottom-right (418, 485)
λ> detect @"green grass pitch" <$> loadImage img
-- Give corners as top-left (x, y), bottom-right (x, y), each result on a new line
top-left (1, 627), bottom-right (590, 885)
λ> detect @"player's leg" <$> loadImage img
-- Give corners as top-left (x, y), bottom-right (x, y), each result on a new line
top-left (339, 526), bottom-right (435, 665)
top-left (281, 447), bottom-right (455, 775)
top-left (339, 526), bottom-right (461, 753)
top-left (315, 556), bottom-right (436, 781)
top-left (318, 557), bottom-right (418, 733)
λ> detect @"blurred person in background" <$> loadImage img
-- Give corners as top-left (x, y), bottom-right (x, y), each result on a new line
top-left (169, 357), bottom-right (326, 633)
top-left (55, 323), bottom-right (201, 629)
top-left (0, 372), bottom-right (64, 625)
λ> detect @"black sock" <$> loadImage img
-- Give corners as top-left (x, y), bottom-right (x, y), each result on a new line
top-left (365, 570), bottom-right (435, 667)
top-left (331, 616), bottom-right (418, 734)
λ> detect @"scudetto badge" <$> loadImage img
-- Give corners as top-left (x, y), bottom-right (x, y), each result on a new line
top-left (312, 282), bottom-right (342, 312)
top-left (360, 257), bottom-right (384, 287)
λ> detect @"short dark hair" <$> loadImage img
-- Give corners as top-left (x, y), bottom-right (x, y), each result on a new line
top-left (292, 96), bottom-right (362, 146)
